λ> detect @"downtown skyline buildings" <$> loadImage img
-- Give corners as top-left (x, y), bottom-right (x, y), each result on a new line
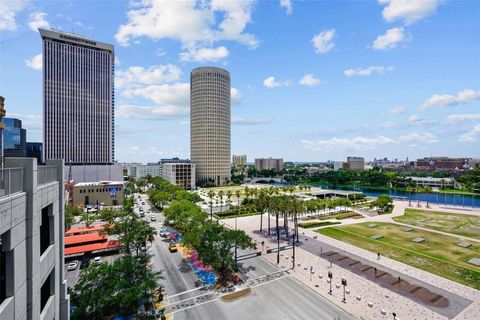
top-left (40, 29), bottom-right (115, 165)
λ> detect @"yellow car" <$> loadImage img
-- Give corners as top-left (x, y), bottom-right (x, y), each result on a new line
top-left (169, 244), bottom-right (177, 253)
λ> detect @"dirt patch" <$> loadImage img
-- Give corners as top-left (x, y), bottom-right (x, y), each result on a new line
top-left (220, 288), bottom-right (253, 302)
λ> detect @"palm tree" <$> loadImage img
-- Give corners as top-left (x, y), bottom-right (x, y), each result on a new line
top-left (423, 185), bottom-right (432, 208)
top-left (217, 190), bottom-right (225, 212)
top-left (415, 185), bottom-right (424, 207)
top-left (244, 186), bottom-right (251, 201)
top-left (235, 189), bottom-right (241, 207)
top-left (226, 190), bottom-right (233, 211)
top-left (207, 190), bottom-right (215, 220)
top-left (406, 185), bottom-right (414, 207)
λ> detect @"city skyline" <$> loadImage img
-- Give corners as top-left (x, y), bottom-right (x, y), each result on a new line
top-left (1, 0), bottom-right (479, 163)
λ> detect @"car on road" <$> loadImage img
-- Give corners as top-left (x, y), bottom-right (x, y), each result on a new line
top-left (168, 244), bottom-right (177, 253)
top-left (93, 257), bottom-right (102, 264)
top-left (150, 216), bottom-right (156, 221)
top-left (67, 261), bottom-right (79, 271)
top-left (159, 232), bottom-right (167, 237)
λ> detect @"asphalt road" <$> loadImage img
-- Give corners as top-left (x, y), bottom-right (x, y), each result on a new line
top-left (140, 192), bottom-right (353, 320)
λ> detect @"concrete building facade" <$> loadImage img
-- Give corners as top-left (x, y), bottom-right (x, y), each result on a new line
top-left (232, 155), bottom-right (247, 167)
top-left (347, 156), bottom-right (365, 170)
top-left (190, 67), bottom-right (231, 186)
top-left (72, 181), bottom-right (124, 206)
top-left (255, 158), bottom-right (284, 172)
top-left (0, 96), bottom-right (5, 166)
top-left (162, 162), bottom-right (196, 190)
top-left (126, 164), bottom-right (162, 179)
top-left (40, 28), bottom-right (115, 165)
top-left (0, 158), bottom-right (69, 320)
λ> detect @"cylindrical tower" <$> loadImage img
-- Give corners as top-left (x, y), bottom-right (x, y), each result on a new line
top-left (190, 67), bottom-right (231, 186)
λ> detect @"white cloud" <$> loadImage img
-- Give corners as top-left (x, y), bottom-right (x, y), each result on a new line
top-left (446, 113), bottom-right (480, 124)
top-left (122, 82), bottom-right (190, 106)
top-left (28, 11), bottom-right (50, 32)
top-left (299, 74), bottom-right (321, 87)
top-left (232, 117), bottom-right (272, 125)
top-left (421, 89), bottom-right (480, 110)
top-left (408, 114), bottom-right (422, 123)
top-left (115, 0), bottom-right (258, 48)
top-left (459, 124), bottom-right (480, 142)
top-left (378, 0), bottom-right (442, 25)
top-left (180, 46), bottom-right (229, 62)
top-left (344, 66), bottom-right (394, 77)
top-left (0, 0), bottom-right (28, 30)
top-left (381, 121), bottom-right (398, 129)
top-left (7, 113), bottom-right (42, 131)
top-left (25, 53), bottom-right (42, 70)
top-left (389, 106), bottom-right (406, 115)
top-left (115, 65), bottom-right (181, 88)
top-left (263, 76), bottom-right (289, 88)
top-left (302, 136), bottom-right (397, 151)
top-left (116, 104), bottom-right (189, 120)
top-left (372, 27), bottom-right (407, 50)
top-left (312, 29), bottom-right (335, 54)
top-left (280, 0), bottom-right (293, 15)
top-left (399, 132), bottom-right (439, 143)
top-left (231, 88), bottom-right (242, 103)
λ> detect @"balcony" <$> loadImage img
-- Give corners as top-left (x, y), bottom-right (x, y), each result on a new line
top-left (0, 167), bottom-right (23, 198)
top-left (38, 165), bottom-right (58, 186)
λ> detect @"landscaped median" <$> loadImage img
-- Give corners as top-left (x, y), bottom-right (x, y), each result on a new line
top-left (220, 288), bottom-right (253, 302)
top-left (317, 222), bottom-right (480, 289)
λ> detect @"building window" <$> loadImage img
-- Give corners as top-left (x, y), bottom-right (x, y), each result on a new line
top-left (40, 205), bottom-right (53, 255)
top-left (40, 269), bottom-right (54, 312)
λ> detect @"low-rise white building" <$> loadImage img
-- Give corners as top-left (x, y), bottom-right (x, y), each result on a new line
top-left (406, 176), bottom-right (454, 188)
top-left (162, 162), bottom-right (196, 190)
top-left (127, 164), bottom-right (162, 179)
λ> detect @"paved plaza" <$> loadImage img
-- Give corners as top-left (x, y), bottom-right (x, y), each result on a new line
top-left (222, 201), bottom-right (480, 320)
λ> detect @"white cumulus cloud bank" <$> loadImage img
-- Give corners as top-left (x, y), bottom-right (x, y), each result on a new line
top-left (28, 11), bottom-right (50, 32)
top-left (115, 64), bottom-right (181, 88)
top-left (312, 29), bottom-right (335, 54)
top-left (302, 132), bottom-right (439, 151)
top-left (280, 0), bottom-right (293, 15)
top-left (0, 0), bottom-right (28, 30)
top-left (299, 74), bottom-right (321, 87)
top-left (378, 0), bottom-right (442, 25)
top-left (115, 0), bottom-right (258, 48)
top-left (180, 46), bottom-right (229, 62)
top-left (263, 76), bottom-right (289, 88)
top-left (344, 66), bottom-right (394, 77)
top-left (25, 53), bottom-right (42, 70)
top-left (421, 89), bottom-right (480, 109)
top-left (116, 104), bottom-right (189, 120)
top-left (446, 113), bottom-right (480, 124)
top-left (373, 27), bottom-right (407, 50)
top-left (459, 124), bottom-right (480, 142)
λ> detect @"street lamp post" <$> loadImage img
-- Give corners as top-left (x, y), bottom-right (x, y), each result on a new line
top-left (310, 266), bottom-right (313, 281)
top-left (341, 278), bottom-right (347, 303)
top-left (392, 312), bottom-right (397, 320)
top-left (328, 271), bottom-right (333, 295)
top-left (292, 231), bottom-right (296, 270)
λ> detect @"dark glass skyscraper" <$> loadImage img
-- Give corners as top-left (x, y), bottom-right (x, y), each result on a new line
top-left (39, 29), bottom-right (115, 165)
top-left (3, 117), bottom-right (26, 157)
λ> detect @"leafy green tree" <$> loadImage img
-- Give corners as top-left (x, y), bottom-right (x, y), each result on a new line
top-left (64, 205), bottom-right (82, 230)
top-left (70, 255), bottom-right (160, 319)
top-left (98, 208), bottom-right (122, 226)
top-left (372, 194), bottom-right (393, 212)
top-left (79, 209), bottom-right (96, 227)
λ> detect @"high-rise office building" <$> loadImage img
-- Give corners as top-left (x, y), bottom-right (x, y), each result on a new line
top-left (3, 117), bottom-right (26, 158)
top-left (190, 67), bottom-right (231, 186)
top-left (347, 156), bottom-right (365, 170)
top-left (40, 28), bottom-right (115, 165)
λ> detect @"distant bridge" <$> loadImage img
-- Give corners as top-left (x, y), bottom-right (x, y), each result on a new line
top-left (245, 177), bottom-right (285, 184)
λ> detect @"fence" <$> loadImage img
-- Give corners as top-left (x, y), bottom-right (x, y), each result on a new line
top-left (38, 165), bottom-right (58, 186)
top-left (0, 167), bottom-right (23, 197)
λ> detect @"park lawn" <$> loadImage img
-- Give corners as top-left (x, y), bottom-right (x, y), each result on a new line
top-left (318, 222), bottom-right (480, 290)
top-left (393, 208), bottom-right (480, 240)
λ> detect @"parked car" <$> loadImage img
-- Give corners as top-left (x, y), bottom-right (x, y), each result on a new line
top-left (142, 202), bottom-right (145, 205)
top-left (150, 216), bottom-right (156, 221)
top-left (67, 261), bottom-right (79, 271)
top-left (93, 257), bottom-right (102, 264)
top-left (80, 259), bottom-right (90, 269)
top-left (169, 244), bottom-right (178, 253)
top-left (160, 232), bottom-right (167, 238)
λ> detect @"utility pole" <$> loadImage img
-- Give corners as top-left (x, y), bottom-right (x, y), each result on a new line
top-left (328, 271), bottom-right (333, 295)
top-left (341, 278), bottom-right (347, 303)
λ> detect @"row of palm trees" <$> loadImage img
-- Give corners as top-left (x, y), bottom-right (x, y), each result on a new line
top-left (405, 185), bottom-right (433, 208)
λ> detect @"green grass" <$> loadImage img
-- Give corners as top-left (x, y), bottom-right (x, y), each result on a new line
top-left (393, 208), bottom-right (480, 240)
top-left (315, 211), bottom-right (363, 220)
top-left (318, 222), bottom-right (480, 289)
top-left (298, 221), bottom-right (341, 228)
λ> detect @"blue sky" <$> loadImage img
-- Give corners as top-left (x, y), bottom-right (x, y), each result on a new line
top-left (1, 0), bottom-right (479, 163)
